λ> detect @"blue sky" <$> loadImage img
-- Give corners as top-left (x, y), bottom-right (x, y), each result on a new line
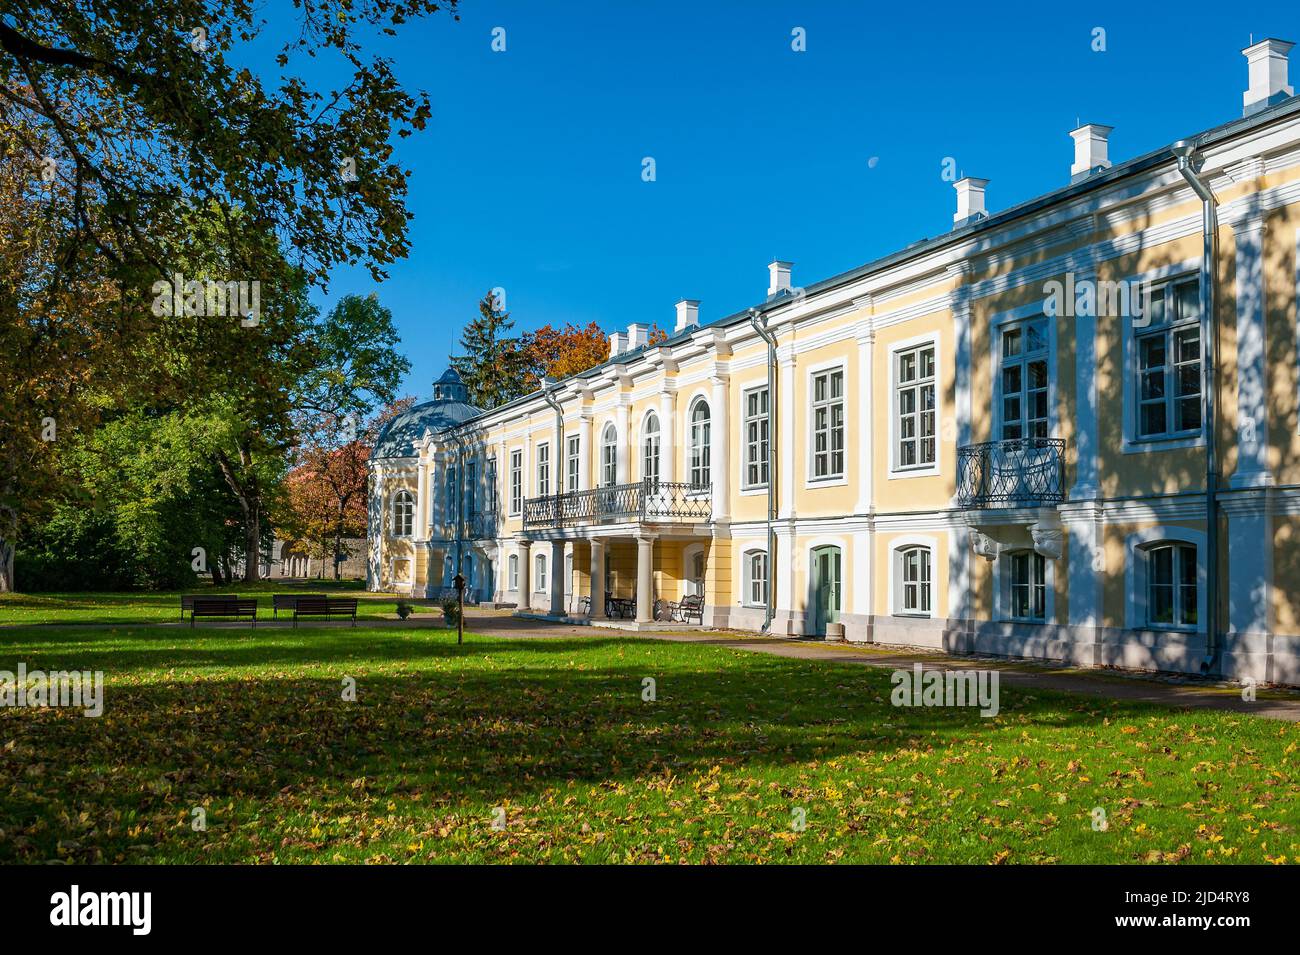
top-left (261, 0), bottom-right (1298, 399)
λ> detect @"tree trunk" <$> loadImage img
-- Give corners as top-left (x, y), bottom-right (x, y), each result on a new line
top-left (243, 504), bottom-right (261, 583)
top-left (0, 535), bottom-right (15, 593)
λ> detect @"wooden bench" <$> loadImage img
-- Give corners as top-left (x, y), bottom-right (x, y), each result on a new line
top-left (667, 593), bottom-right (704, 624)
top-left (272, 594), bottom-right (318, 619)
top-left (292, 597), bottom-right (358, 627)
top-left (190, 597), bottom-right (257, 627)
top-left (180, 594), bottom-right (235, 621)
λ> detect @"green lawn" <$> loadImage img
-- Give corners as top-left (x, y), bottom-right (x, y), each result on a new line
top-left (0, 620), bottom-right (1296, 864)
top-left (0, 580), bottom-right (431, 626)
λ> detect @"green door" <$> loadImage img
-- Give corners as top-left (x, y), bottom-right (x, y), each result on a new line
top-left (811, 546), bottom-right (842, 634)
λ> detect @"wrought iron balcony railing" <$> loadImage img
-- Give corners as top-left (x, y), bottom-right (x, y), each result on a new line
top-left (956, 438), bottom-right (1066, 509)
top-left (523, 480), bottom-right (712, 529)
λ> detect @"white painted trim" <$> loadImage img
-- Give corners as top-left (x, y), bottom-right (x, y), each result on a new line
top-left (886, 331), bottom-right (942, 479)
top-left (992, 548), bottom-right (1057, 624)
top-left (740, 546), bottom-right (769, 609)
top-left (1123, 525), bottom-right (1208, 633)
top-left (886, 534), bottom-right (938, 618)
top-left (988, 301), bottom-right (1058, 441)
top-left (804, 356), bottom-right (849, 488)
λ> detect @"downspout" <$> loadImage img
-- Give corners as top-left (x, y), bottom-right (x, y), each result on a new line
top-left (1172, 141), bottom-right (1221, 677)
top-left (541, 380), bottom-right (565, 608)
top-left (747, 307), bottom-right (778, 634)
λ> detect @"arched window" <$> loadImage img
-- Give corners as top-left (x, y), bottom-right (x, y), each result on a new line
top-left (895, 545), bottom-right (931, 615)
top-left (392, 490), bottom-right (414, 537)
top-left (508, 554), bottom-right (519, 591)
top-left (1143, 541), bottom-right (1197, 628)
top-left (689, 399), bottom-right (711, 489)
top-left (534, 552), bottom-right (548, 592)
top-left (744, 549), bottom-right (769, 608)
top-left (643, 413), bottom-right (660, 485)
top-left (601, 423), bottom-right (618, 487)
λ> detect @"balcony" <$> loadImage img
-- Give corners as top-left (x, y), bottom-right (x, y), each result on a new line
top-left (956, 438), bottom-right (1066, 509)
top-left (523, 480), bottom-right (712, 530)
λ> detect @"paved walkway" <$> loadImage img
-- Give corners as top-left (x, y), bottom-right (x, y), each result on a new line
top-left (463, 611), bottom-right (1300, 723)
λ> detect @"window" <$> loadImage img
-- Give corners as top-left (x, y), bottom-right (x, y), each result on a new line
top-left (537, 442), bottom-right (550, 497)
top-left (486, 457), bottom-right (497, 517)
top-left (1146, 542), bottom-right (1198, 628)
top-left (534, 553), bottom-right (547, 592)
top-left (392, 490), bottom-right (414, 537)
top-left (745, 550), bottom-right (769, 608)
top-left (812, 368), bottom-right (846, 480)
top-left (509, 450), bottom-right (522, 515)
top-left (601, 424), bottom-right (618, 486)
top-left (1006, 551), bottom-right (1046, 621)
top-left (566, 436), bottom-right (580, 492)
top-left (895, 346), bottom-right (935, 470)
top-left (744, 386), bottom-right (770, 488)
top-left (445, 466), bottom-right (457, 526)
top-left (684, 548), bottom-right (705, 597)
top-left (896, 545), bottom-right (931, 615)
top-left (508, 554), bottom-right (519, 591)
top-left (999, 318), bottom-right (1049, 440)
top-left (1135, 278), bottom-right (1202, 440)
top-left (689, 400), bottom-right (711, 488)
top-left (466, 461), bottom-right (478, 519)
top-left (643, 412), bottom-right (661, 485)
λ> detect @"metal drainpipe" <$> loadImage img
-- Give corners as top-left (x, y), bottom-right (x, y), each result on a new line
top-left (541, 382), bottom-right (565, 609)
top-left (1172, 141), bottom-right (1221, 677)
top-left (747, 307), bottom-right (778, 634)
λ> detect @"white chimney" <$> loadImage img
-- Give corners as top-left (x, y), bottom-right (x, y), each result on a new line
top-left (674, 299), bottom-right (700, 333)
top-left (1243, 38), bottom-right (1295, 116)
top-left (953, 177), bottom-right (989, 225)
top-left (627, 322), bottom-right (649, 350)
top-left (1069, 124), bottom-right (1113, 181)
top-left (767, 260), bottom-right (794, 299)
top-left (609, 330), bottom-right (627, 358)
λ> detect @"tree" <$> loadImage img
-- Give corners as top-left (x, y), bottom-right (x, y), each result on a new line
top-left (451, 290), bottom-right (528, 409)
top-left (520, 321), bottom-right (667, 389)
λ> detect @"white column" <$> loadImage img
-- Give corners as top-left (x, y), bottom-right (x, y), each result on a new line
top-left (517, 540), bottom-right (531, 611)
top-left (1070, 262), bottom-right (1099, 499)
top-left (854, 320), bottom-right (875, 514)
top-left (778, 351), bottom-right (796, 519)
top-left (1065, 504), bottom-right (1103, 631)
top-left (1224, 498), bottom-right (1272, 636)
top-left (636, 536), bottom-right (655, 623)
top-left (710, 374), bottom-right (730, 522)
top-left (948, 264), bottom-right (973, 451)
top-left (589, 538), bottom-right (606, 618)
top-left (577, 415), bottom-right (592, 490)
top-left (658, 389), bottom-right (676, 482)
top-left (1228, 213), bottom-right (1272, 487)
top-left (615, 400), bottom-right (630, 485)
top-left (550, 540), bottom-right (566, 616)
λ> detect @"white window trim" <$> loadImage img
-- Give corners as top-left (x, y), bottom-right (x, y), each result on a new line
top-left (391, 490), bottom-right (414, 539)
top-left (566, 435), bottom-right (581, 492)
top-left (805, 358), bottom-right (849, 488)
top-left (989, 301), bottom-right (1058, 441)
top-left (508, 449), bottom-right (523, 516)
top-left (508, 553), bottom-right (519, 592)
top-left (682, 542), bottom-right (706, 598)
top-left (641, 409), bottom-right (661, 484)
top-left (741, 382), bottom-right (771, 492)
top-left (887, 332), bottom-right (942, 479)
top-left (536, 441), bottom-right (550, 497)
top-left (1124, 525), bottom-right (1207, 632)
top-left (992, 548), bottom-right (1056, 624)
top-left (534, 552), bottom-right (548, 594)
top-left (742, 548), bottom-right (769, 608)
top-left (1120, 260), bottom-right (1207, 454)
top-left (600, 422), bottom-right (619, 487)
top-left (887, 534), bottom-right (937, 617)
top-left (686, 395), bottom-right (712, 494)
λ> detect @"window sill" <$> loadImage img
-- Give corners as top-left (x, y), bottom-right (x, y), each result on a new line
top-left (1121, 433), bottom-right (1205, 455)
top-left (805, 475), bottom-right (848, 489)
top-left (891, 612), bottom-right (933, 619)
top-left (739, 485), bottom-right (770, 497)
top-left (888, 466), bottom-right (940, 480)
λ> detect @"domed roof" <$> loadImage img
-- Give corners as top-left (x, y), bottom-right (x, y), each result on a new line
top-left (370, 367), bottom-right (482, 460)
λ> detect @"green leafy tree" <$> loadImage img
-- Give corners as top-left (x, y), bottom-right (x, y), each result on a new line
top-left (451, 290), bottom-right (528, 409)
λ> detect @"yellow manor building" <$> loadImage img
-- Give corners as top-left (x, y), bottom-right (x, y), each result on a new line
top-left (369, 39), bottom-right (1300, 686)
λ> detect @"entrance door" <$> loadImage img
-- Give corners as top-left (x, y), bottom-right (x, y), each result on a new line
top-left (811, 545), bottom-right (842, 634)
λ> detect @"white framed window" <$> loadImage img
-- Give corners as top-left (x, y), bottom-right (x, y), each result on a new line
top-left (890, 540), bottom-right (934, 617)
top-left (683, 545), bottom-right (705, 598)
top-left (509, 449), bottom-right (522, 515)
top-left (743, 386), bottom-right (769, 489)
top-left (894, 344), bottom-right (936, 471)
top-left (446, 465), bottom-right (457, 526)
top-left (508, 553), bottom-right (518, 591)
top-left (392, 490), bottom-right (414, 538)
top-left (689, 399), bottom-right (711, 489)
top-left (1124, 526), bottom-right (1206, 632)
top-left (537, 442), bottom-right (551, 497)
top-left (566, 435), bottom-right (580, 492)
top-left (643, 412), bottom-right (661, 484)
top-left (810, 367), bottom-right (845, 481)
top-left (486, 457), bottom-right (497, 517)
top-left (1000, 550), bottom-right (1047, 622)
top-left (534, 552), bottom-right (547, 593)
top-left (1135, 278), bottom-right (1202, 441)
top-left (601, 423), bottom-right (618, 486)
top-left (998, 317), bottom-right (1050, 441)
top-left (744, 549), bottom-right (768, 608)
top-left (466, 460), bottom-right (478, 518)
